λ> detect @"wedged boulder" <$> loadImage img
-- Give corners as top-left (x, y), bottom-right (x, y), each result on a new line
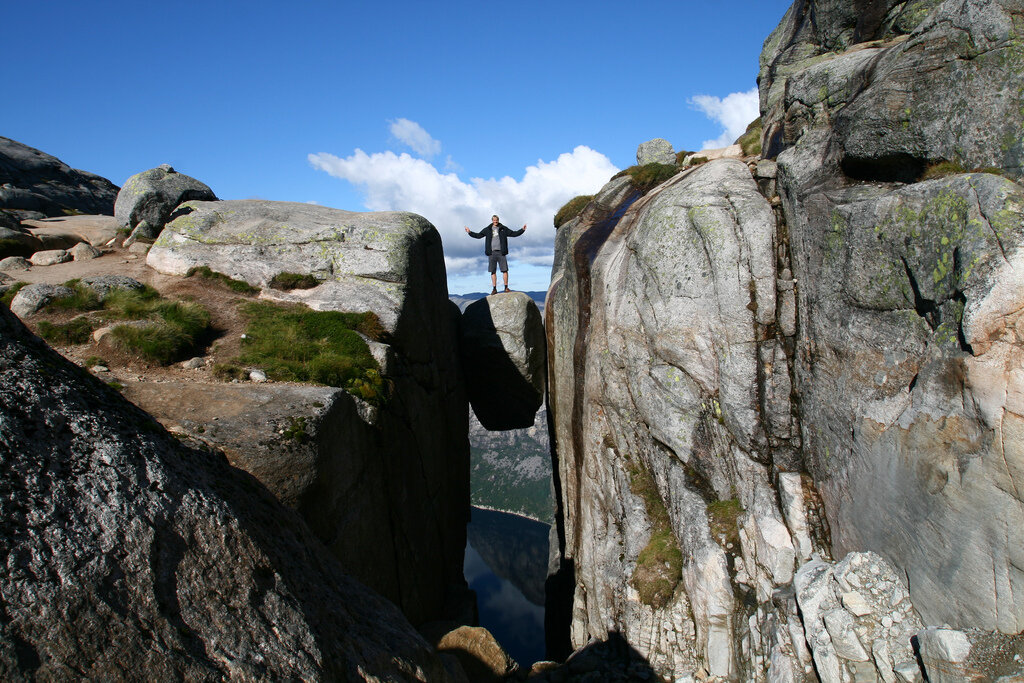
top-left (146, 199), bottom-right (470, 626)
top-left (461, 292), bottom-right (545, 430)
top-left (794, 552), bottom-right (924, 682)
top-left (9, 283), bottom-right (73, 318)
top-left (115, 164), bottom-right (217, 237)
top-left (0, 304), bottom-right (448, 681)
top-left (435, 626), bottom-right (518, 683)
top-left (0, 136), bottom-right (119, 217)
top-left (636, 138), bottom-right (676, 165)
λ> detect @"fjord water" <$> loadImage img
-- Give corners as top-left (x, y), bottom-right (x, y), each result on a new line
top-left (464, 506), bottom-right (550, 666)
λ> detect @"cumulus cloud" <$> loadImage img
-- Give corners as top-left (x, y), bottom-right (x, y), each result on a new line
top-left (690, 87), bottom-right (760, 150)
top-left (309, 134), bottom-right (617, 278)
top-left (389, 118), bottom-right (442, 158)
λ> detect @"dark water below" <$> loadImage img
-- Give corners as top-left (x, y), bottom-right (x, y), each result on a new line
top-left (464, 507), bottom-right (550, 667)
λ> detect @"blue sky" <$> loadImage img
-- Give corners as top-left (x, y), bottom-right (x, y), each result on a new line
top-left (6, 0), bottom-right (792, 293)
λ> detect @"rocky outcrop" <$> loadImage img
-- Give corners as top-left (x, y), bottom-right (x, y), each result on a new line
top-left (115, 164), bottom-right (217, 240)
top-left (636, 138), bottom-right (676, 165)
top-left (0, 136), bottom-right (119, 218)
top-left (762, 0), bottom-right (1024, 635)
top-left (545, 1), bottom-right (1024, 681)
top-left (461, 292), bottom-right (546, 430)
top-left (146, 200), bottom-right (470, 626)
top-left (0, 304), bottom-right (448, 681)
top-left (10, 282), bottom-right (74, 318)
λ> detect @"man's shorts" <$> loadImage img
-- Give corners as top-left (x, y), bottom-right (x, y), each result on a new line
top-left (488, 253), bottom-right (508, 273)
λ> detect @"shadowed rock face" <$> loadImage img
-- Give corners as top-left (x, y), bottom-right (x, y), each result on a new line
top-left (0, 305), bottom-right (447, 681)
top-left (0, 136), bottom-right (119, 218)
top-left (146, 200), bottom-right (470, 626)
top-left (461, 292), bottom-right (546, 431)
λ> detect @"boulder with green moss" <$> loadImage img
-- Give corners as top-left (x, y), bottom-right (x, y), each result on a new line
top-left (114, 164), bottom-right (217, 239)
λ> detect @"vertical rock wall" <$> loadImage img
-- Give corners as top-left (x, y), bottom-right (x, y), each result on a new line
top-left (546, 1), bottom-right (1024, 679)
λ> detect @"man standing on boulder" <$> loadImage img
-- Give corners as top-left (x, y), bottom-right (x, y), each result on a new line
top-left (465, 215), bottom-right (526, 294)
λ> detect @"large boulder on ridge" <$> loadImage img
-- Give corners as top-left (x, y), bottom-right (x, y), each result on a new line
top-left (636, 138), bottom-right (676, 166)
top-left (146, 199), bottom-right (471, 626)
top-left (0, 304), bottom-right (447, 681)
top-left (461, 292), bottom-right (546, 430)
top-left (115, 164), bottom-right (217, 238)
top-left (0, 136), bottom-right (119, 217)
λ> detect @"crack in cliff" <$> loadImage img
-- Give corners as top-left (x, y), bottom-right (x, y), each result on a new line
top-left (900, 256), bottom-right (941, 330)
top-left (968, 179), bottom-right (1011, 264)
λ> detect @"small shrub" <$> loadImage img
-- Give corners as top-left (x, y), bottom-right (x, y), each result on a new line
top-left (675, 150), bottom-right (693, 165)
top-left (0, 239), bottom-right (33, 260)
top-left (686, 156), bottom-right (710, 167)
top-left (84, 356), bottom-right (105, 368)
top-left (553, 195), bottom-right (594, 229)
top-left (737, 117), bottom-right (763, 156)
top-left (282, 416), bottom-right (308, 443)
top-left (921, 160), bottom-right (967, 180)
top-left (613, 163), bottom-right (680, 194)
top-left (186, 266), bottom-right (259, 294)
top-left (268, 272), bottom-right (321, 290)
top-left (1, 282), bottom-right (28, 308)
top-left (37, 318), bottom-right (94, 345)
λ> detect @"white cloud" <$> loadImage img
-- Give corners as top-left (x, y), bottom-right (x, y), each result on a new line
top-left (389, 118), bottom-right (442, 158)
top-left (308, 141), bottom-right (618, 279)
top-left (690, 87), bottom-right (760, 150)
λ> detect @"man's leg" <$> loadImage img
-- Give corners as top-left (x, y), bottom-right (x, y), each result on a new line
top-left (502, 270), bottom-right (509, 291)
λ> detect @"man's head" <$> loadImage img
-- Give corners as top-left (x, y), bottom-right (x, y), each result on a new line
top-left (491, 215), bottom-right (499, 225)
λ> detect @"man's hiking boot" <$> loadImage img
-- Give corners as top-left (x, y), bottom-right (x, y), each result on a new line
top-left (504, 286), bottom-right (510, 292)
top-left (491, 287), bottom-right (498, 295)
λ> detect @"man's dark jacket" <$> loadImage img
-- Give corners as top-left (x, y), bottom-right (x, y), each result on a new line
top-left (468, 223), bottom-right (525, 255)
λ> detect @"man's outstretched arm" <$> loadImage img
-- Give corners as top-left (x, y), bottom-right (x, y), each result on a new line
top-left (508, 224), bottom-right (527, 237)
top-left (465, 226), bottom-right (486, 238)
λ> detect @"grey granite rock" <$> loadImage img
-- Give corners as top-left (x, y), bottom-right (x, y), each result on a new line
top-left (636, 138), bottom-right (676, 166)
top-left (69, 242), bottom-right (100, 261)
top-left (0, 137), bottom-right (119, 217)
top-left (9, 283), bottom-right (73, 318)
top-left (79, 275), bottom-right (146, 299)
top-left (461, 292), bottom-right (546, 430)
top-left (28, 248), bottom-right (70, 266)
top-left (0, 304), bottom-right (447, 681)
top-left (0, 256), bottom-right (31, 271)
top-left (146, 200), bottom-right (470, 626)
top-left (115, 165), bottom-right (217, 235)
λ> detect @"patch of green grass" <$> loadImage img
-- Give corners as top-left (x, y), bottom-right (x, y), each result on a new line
top-left (282, 416), bottom-right (308, 443)
top-left (231, 301), bottom-right (388, 403)
top-left (107, 299), bottom-right (212, 365)
top-left (626, 458), bottom-right (683, 609)
top-left (613, 163), bottom-right (680, 194)
top-left (268, 272), bottom-right (321, 290)
top-left (686, 156), bottom-right (710, 167)
top-left (186, 265), bottom-right (259, 294)
top-left (37, 318), bottom-right (94, 345)
top-left (1, 282), bottom-right (28, 308)
top-left (212, 362), bottom-right (249, 381)
top-left (46, 279), bottom-right (102, 312)
top-left (707, 499), bottom-right (743, 548)
top-left (101, 286), bottom-right (161, 319)
top-left (84, 356), bottom-right (105, 368)
top-left (737, 117), bottom-right (763, 156)
top-left (553, 195), bottom-right (594, 229)
top-left (675, 150), bottom-right (693, 165)
top-left (0, 239), bottom-right (33, 260)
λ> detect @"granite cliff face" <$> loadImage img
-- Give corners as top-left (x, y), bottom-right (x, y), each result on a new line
top-left (146, 200), bottom-right (470, 627)
top-left (545, 0), bottom-right (1024, 680)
